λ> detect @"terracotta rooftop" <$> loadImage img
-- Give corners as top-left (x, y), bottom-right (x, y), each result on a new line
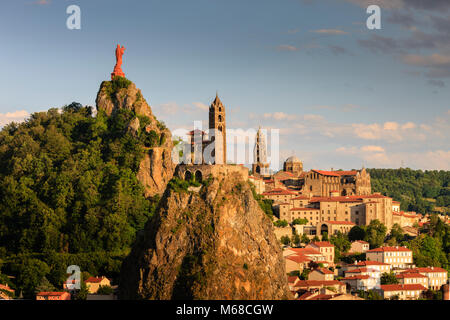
top-left (396, 273), bottom-right (427, 279)
top-left (85, 276), bottom-right (108, 284)
top-left (341, 275), bottom-right (371, 280)
top-left (294, 280), bottom-right (345, 287)
top-left (324, 220), bottom-right (355, 225)
top-left (402, 267), bottom-right (447, 273)
top-left (290, 207), bottom-right (319, 211)
top-left (309, 241), bottom-right (334, 248)
top-left (285, 255), bottom-right (311, 264)
top-left (367, 246), bottom-right (411, 253)
top-left (312, 170), bottom-right (359, 177)
top-left (292, 195), bottom-right (310, 200)
top-left (287, 248), bottom-right (322, 255)
top-left (380, 284), bottom-right (427, 292)
top-left (353, 261), bottom-right (390, 266)
top-left (345, 267), bottom-right (379, 273)
top-left (313, 267), bottom-right (334, 275)
top-left (36, 292), bottom-right (68, 296)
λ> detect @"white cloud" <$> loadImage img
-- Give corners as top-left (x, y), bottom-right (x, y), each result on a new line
top-left (192, 102), bottom-right (209, 111)
top-left (0, 110), bottom-right (30, 127)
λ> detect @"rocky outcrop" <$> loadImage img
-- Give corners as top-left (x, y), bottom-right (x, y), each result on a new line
top-left (119, 171), bottom-right (292, 300)
top-left (96, 78), bottom-right (175, 197)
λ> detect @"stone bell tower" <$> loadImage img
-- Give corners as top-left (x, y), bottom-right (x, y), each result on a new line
top-left (209, 93), bottom-right (226, 164)
top-left (252, 127), bottom-right (270, 176)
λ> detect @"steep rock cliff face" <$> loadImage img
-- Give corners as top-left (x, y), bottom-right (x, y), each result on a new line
top-left (119, 172), bottom-right (291, 300)
top-left (96, 79), bottom-right (175, 197)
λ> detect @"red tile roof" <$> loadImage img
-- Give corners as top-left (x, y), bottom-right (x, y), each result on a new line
top-left (403, 267), bottom-right (447, 273)
top-left (37, 292), bottom-right (68, 297)
top-left (261, 188), bottom-right (296, 196)
top-left (287, 276), bottom-right (299, 284)
top-left (297, 291), bottom-right (317, 300)
top-left (353, 261), bottom-right (390, 266)
top-left (311, 170), bottom-right (359, 177)
top-left (285, 255), bottom-right (311, 264)
top-left (85, 276), bottom-right (108, 284)
top-left (380, 284), bottom-right (427, 292)
top-left (308, 294), bottom-right (336, 300)
top-left (396, 273), bottom-right (427, 279)
top-left (324, 220), bottom-right (355, 225)
top-left (310, 196), bottom-right (363, 203)
top-left (290, 207), bottom-right (319, 211)
top-left (342, 275), bottom-right (371, 280)
top-left (309, 241), bottom-right (334, 248)
top-left (311, 170), bottom-right (341, 177)
top-left (313, 267), bottom-right (334, 275)
top-left (0, 284), bottom-right (14, 293)
top-left (292, 195), bottom-right (310, 200)
top-left (294, 280), bottom-right (345, 287)
top-left (367, 246), bottom-right (411, 253)
top-left (288, 248), bottom-right (322, 255)
top-left (345, 267), bottom-right (379, 274)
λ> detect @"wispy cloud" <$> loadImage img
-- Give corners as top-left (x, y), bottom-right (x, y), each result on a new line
top-left (276, 44), bottom-right (300, 52)
top-left (312, 29), bottom-right (348, 35)
top-left (32, 0), bottom-right (51, 5)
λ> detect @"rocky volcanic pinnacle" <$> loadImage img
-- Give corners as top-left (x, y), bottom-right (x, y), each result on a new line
top-left (119, 171), bottom-right (292, 300)
top-left (96, 79), bottom-right (175, 197)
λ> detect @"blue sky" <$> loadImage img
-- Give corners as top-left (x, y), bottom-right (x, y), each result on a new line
top-left (1, 0), bottom-right (449, 170)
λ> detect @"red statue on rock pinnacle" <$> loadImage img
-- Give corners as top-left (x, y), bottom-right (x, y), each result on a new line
top-left (111, 44), bottom-right (126, 80)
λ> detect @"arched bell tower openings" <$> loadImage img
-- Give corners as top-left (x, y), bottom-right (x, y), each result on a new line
top-left (209, 93), bottom-right (226, 164)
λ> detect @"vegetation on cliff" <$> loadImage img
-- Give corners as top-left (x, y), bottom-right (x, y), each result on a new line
top-left (0, 102), bottom-right (162, 298)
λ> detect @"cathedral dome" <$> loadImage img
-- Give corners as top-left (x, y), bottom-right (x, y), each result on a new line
top-left (285, 156), bottom-right (301, 163)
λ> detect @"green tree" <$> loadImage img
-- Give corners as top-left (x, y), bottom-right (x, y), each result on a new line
top-left (96, 285), bottom-right (113, 295)
top-left (292, 218), bottom-right (308, 225)
top-left (292, 233), bottom-right (301, 247)
top-left (274, 220), bottom-right (288, 228)
top-left (348, 226), bottom-right (366, 241)
top-left (280, 236), bottom-right (291, 246)
top-left (365, 220), bottom-right (387, 249)
top-left (301, 234), bottom-right (310, 245)
top-left (34, 276), bottom-right (56, 294)
top-left (380, 272), bottom-right (399, 285)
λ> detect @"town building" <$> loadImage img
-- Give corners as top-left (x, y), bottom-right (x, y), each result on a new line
top-left (85, 276), bottom-right (111, 294)
top-left (396, 273), bottom-right (428, 288)
top-left (377, 284), bottom-right (427, 300)
top-left (349, 240), bottom-right (370, 253)
top-left (392, 211), bottom-right (421, 228)
top-left (293, 280), bottom-right (346, 294)
top-left (308, 267), bottom-right (335, 281)
top-left (275, 193), bottom-right (394, 230)
top-left (341, 274), bottom-right (379, 292)
top-left (306, 242), bottom-right (335, 265)
top-left (401, 267), bottom-right (448, 290)
top-left (0, 284), bottom-right (14, 300)
top-left (366, 246), bottom-right (413, 269)
top-left (284, 247), bottom-right (329, 273)
top-left (342, 260), bottom-right (391, 275)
